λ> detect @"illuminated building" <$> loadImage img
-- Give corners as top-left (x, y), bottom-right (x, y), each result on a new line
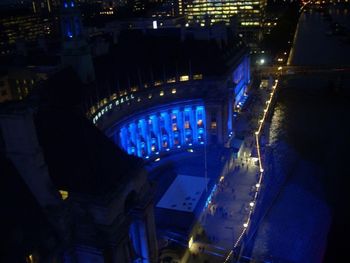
top-left (185, 0), bottom-right (267, 47)
top-left (88, 26), bottom-right (250, 159)
top-left (81, 26), bottom-right (250, 261)
top-left (0, 14), bottom-right (55, 54)
top-left (32, 0), bottom-right (60, 14)
top-left (149, 0), bottom-right (190, 17)
top-left (61, 0), bottom-right (95, 83)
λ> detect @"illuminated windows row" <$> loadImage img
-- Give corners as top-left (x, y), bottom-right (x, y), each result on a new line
top-left (117, 105), bottom-right (206, 158)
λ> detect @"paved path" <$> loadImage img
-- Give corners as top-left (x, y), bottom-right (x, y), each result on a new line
top-left (187, 83), bottom-right (274, 262)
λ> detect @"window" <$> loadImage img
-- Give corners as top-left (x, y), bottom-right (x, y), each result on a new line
top-left (211, 113), bottom-right (217, 129)
top-left (59, 190), bottom-right (69, 200)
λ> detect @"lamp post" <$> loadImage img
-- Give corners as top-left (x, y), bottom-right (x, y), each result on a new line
top-left (278, 66), bottom-right (283, 76)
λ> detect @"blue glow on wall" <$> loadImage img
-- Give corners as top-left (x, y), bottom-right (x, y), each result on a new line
top-left (116, 105), bottom-right (206, 158)
top-left (129, 221), bottom-right (150, 263)
top-left (233, 56), bottom-right (250, 107)
top-left (204, 184), bottom-right (217, 210)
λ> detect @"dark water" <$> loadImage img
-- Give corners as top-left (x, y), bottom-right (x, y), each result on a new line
top-left (246, 7), bottom-right (350, 262)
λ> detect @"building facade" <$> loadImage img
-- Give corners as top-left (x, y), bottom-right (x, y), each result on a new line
top-left (185, 0), bottom-right (267, 48)
top-left (90, 44), bottom-right (250, 159)
top-left (0, 69), bottom-right (159, 263)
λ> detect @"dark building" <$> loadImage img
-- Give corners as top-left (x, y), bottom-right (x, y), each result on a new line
top-left (0, 69), bottom-right (159, 263)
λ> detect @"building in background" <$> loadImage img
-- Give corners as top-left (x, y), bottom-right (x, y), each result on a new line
top-left (32, 0), bottom-right (61, 14)
top-left (0, 14), bottom-right (57, 55)
top-left (185, 0), bottom-right (267, 48)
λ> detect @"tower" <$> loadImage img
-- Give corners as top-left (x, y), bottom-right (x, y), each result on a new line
top-left (60, 0), bottom-right (95, 84)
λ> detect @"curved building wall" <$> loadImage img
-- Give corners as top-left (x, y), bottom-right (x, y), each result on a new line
top-left (115, 102), bottom-right (206, 158)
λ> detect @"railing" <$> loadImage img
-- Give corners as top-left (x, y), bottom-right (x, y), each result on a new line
top-left (223, 79), bottom-right (280, 263)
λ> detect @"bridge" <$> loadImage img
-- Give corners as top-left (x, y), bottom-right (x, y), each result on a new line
top-left (253, 64), bottom-right (350, 76)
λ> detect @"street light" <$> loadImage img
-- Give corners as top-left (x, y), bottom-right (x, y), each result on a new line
top-left (259, 59), bottom-right (265, 65)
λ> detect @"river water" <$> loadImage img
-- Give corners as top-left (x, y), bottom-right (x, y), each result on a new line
top-left (245, 6), bottom-right (350, 262)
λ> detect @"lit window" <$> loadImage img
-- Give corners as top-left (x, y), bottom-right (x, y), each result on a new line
top-left (171, 88), bottom-right (176, 94)
top-left (160, 91), bottom-right (164, 96)
top-left (193, 74), bottom-right (203, 80)
top-left (180, 75), bottom-right (189, 82)
top-left (211, 122), bottom-right (217, 129)
top-left (154, 81), bottom-right (162, 86)
top-left (167, 78), bottom-right (176, 83)
top-left (59, 190), bottom-right (69, 200)
top-left (148, 94), bottom-right (152, 99)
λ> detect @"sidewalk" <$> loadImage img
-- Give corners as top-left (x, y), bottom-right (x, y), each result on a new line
top-left (187, 83), bottom-right (274, 262)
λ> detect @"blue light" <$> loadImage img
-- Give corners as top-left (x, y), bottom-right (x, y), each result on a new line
top-left (64, 2), bottom-right (68, 8)
top-left (71, 1), bottom-right (74, 7)
top-left (204, 184), bottom-right (217, 210)
top-left (116, 104), bottom-right (207, 159)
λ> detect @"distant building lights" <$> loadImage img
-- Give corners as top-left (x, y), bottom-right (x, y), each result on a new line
top-left (160, 91), bottom-right (164, 96)
top-left (152, 20), bottom-right (158, 29)
top-left (249, 202), bottom-right (254, 207)
top-left (59, 190), bottom-right (69, 200)
top-left (180, 75), bottom-right (189, 82)
top-left (154, 157), bottom-right (160, 162)
top-left (243, 223), bottom-right (248, 228)
top-left (171, 88), bottom-right (176, 94)
top-left (259, 59), bottom-right (265, 65)
top-left (260, 168), bottom-right (264, 173)
top-left (256, 183), bottom-right (260, 188)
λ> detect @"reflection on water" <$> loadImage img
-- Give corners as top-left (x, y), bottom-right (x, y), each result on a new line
top-left (246, 6), bottom-right (350, 262)
top-left (268, 104), bottom-right (286, 147)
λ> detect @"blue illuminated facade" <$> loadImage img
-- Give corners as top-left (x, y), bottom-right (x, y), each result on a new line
top-left (116, 104), bottom-right (206, 158)
top-left (61, 1), bottom-right (82, 40)
top-left (233, 55), bottom-right (250, 107)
